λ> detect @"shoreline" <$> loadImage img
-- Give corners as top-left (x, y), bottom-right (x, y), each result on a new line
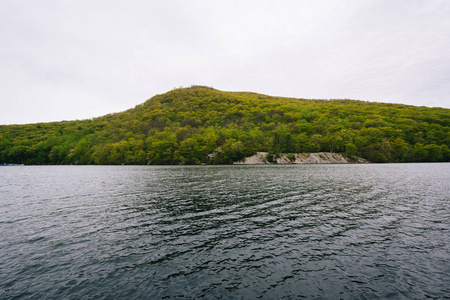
top-left (234, 152), bottom-right (368, 165)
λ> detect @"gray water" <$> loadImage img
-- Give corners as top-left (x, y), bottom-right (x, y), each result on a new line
top-left (0, 164), bottom-right (449, 299)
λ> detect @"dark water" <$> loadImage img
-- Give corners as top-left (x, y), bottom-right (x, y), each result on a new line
top-left (0, 164), bottom-right (449, 299)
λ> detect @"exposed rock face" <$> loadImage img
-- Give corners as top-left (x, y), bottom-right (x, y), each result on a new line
top-left (234, 152), bottom-right (368, 164)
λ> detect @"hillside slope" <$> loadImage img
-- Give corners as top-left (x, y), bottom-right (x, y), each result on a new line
top-left (1, 86), bottom-right (449, 164)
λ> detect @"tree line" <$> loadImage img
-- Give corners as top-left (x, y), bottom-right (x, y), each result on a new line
top-left (1, 86), bottom-right (449, 164)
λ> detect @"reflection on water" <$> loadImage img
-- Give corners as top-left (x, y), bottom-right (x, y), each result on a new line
top-left (0, 164), bottom-right (449, 299)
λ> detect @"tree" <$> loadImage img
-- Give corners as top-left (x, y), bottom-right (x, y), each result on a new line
top-left (176, 137), bottom-right (202, 164)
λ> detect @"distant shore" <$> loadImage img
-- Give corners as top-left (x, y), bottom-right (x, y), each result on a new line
top-left (234, 152), bottom-right (368, 164)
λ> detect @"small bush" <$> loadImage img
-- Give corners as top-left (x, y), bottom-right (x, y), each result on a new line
top-left (266, 152), bottom-right (277, 163)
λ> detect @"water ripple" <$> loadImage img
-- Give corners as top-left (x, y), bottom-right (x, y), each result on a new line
top-left (0, 164), bottom-right (449, 299)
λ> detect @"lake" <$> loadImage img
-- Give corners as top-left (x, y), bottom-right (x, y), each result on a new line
top-left (0, 164), bottom-right (449, 299)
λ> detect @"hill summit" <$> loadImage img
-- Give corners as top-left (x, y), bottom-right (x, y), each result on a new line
top-left (1, 85), bottom-right (449, 164)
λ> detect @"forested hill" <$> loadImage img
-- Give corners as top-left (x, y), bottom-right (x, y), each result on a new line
top-left (1, 86), bottom-right (449, 165)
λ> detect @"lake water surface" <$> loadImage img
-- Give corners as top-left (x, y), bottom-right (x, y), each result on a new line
top-left (0, 164), bottom-right (449, 299)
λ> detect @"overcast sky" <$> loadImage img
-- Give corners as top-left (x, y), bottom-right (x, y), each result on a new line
top-left (1, 0), bottom-right (449, 125)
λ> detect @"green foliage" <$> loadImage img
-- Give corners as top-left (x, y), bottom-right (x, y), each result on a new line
top-left (287, 153), bottom-right (296, 162)
top-left (265, 153), bottom-right (276, 163)
top-left (1, 86), bottom-right (449, 164)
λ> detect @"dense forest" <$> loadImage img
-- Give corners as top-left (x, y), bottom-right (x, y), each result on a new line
top-left (1, 86), bottom-right (449, 165)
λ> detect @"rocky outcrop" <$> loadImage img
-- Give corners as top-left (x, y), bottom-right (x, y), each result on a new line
top-left (234, 152), bottom-right (368, 164)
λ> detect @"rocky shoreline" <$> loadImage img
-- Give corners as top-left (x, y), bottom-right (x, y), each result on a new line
top-left (234, 152), bottom-right (368, 164)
